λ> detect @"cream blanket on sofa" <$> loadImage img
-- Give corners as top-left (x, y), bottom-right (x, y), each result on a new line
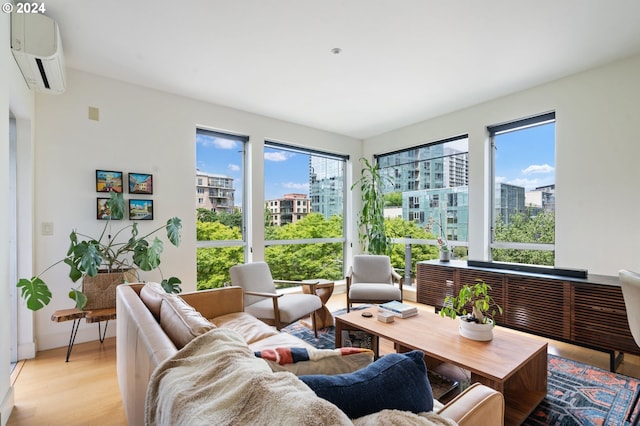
top-left (145, 328), bottom-right (456, 426)
top-left (145, 327), bottom-right (352, 425)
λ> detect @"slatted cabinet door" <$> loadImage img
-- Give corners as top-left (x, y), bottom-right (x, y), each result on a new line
top-left (416, 263), bottom-right (456, 308)
top-left (504, 276), bottom-right (571, 340)
top-left (572, 284), bottom-right (638, 353)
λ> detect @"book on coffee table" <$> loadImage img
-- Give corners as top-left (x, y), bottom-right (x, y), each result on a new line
top-left (378, 301), bottom-right (418, 318)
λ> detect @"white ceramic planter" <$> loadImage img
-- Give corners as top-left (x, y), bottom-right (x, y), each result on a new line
top-left (458, 317), bottom-right (494, 341)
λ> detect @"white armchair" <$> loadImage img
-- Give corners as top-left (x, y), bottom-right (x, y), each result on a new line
top-left (229, 261), bottom-right (323, 336)
top-left (346, 255), bottom-right (403, 312)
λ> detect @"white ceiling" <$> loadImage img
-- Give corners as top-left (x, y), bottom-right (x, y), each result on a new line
top-left (42, 0), bottom-right (640, 139)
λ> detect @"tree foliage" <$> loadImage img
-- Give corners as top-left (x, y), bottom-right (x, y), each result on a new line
top-left (492, 209), bottom-right (555, 266)
top-left (385, 217), bottom-right (438, 278)
top-left (384, 192), bottom-right (403, 207)
top-left (266, 213), bottom-right (344, 281)
top-left (196, 204), bottom-right (555, 290)
top-left (196, 221), bottom-right (243, 290)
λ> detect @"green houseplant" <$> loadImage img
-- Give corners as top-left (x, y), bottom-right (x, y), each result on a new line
top-left (17, 192), bottom-right (183, 311)
top-left (439, 279), bottom-right (503, 341)
top-left (351, 157), bottom-right (392, 255)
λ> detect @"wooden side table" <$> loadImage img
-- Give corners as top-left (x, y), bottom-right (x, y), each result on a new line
top-left (302, 279), bottom-right (335, 329)
top-left (51, 307), bottom-right (116, 362)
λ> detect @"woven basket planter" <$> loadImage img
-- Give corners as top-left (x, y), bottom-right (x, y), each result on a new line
top-left (82, 269), bottom-right (137, 310)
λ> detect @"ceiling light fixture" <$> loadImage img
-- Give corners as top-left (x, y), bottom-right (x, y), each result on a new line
top-left (331, 47), bottom-right (342, 55)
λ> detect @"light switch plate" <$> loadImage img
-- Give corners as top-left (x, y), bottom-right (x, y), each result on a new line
top-left (42, 222), bottom-right (54, 236)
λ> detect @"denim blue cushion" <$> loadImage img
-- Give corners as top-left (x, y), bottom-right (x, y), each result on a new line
top-left (299, 350), bottom-right (433, 419)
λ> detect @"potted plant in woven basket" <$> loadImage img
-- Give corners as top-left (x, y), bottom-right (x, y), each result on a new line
top-left (439, 279), bottom-right (503, 341)
top-left (17, 191), bottom-right (183, 311)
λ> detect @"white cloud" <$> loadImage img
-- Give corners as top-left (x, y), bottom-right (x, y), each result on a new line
top-left (264, 151), bottom-right (293, 162)
top-left (283, 182), bottom-right (309, 191)
top-left (509, 178), bottom-right (543, 189)
top-left (196, 134), bottom-right (237, 149)
top-left (495, 176), bottom-right (507, 184)
top-left (522, 164), bottom-right (554, 175)
top-left (228, 163), bottom-right (240, 172)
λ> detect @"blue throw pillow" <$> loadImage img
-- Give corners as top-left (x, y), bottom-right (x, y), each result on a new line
top-left (299, 350), bottom-right (433, 419)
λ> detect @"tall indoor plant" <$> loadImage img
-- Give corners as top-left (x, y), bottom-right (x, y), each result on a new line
top-left (352, 157), bottom-right (392, 255)
top-left (17, 191), bottom-right (182, 311)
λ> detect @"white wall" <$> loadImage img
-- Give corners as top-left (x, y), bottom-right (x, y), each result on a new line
top-left (364, 53), bottom-right (640, 276)
top-left (1, 8), bottom-right (35, 424)
top-left (1, 12), bottom-right (12, 425)
top-left (30, 69), bottom-right (361, 351)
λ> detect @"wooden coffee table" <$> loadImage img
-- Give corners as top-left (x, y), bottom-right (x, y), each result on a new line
top-left (335, 306), bottom-right (547, 426)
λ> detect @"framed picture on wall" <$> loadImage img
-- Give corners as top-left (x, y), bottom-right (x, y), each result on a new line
top-left (96, 170), bottom-right (123, 193)
top-left (128, 172), bottom-right (153, 194)
top-left (97, 198), bottom-right (123, 220)
top-left (129, 199), bottom-right (153, 220)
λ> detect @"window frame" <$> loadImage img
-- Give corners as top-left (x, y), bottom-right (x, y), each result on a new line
top-left (195, 128), bottom-right (248, 253)
top-left (488, 112), bottom-right (556, 262)
top-left (263, 141), bottom-right (348, 280)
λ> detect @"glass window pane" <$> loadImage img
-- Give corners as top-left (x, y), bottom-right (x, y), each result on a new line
top-left (491, 116), bottom-right (555, 266)
top-left (196, 129), bottom-right (246, 289)
top-left (264, 142), bottom-right (346, 281)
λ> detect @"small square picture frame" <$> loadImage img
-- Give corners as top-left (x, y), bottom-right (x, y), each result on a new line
top-left (128, 172), bottom-right (153, 194)
top-left (129, 199), bottom-right (154, 220)
top-left (96, 170), bottom-right (123, 193)
top-left (97, 198), bottom-right (123, 220)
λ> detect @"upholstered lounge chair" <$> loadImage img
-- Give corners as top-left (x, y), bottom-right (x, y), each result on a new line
top-left (346, 254), bottom-right (403, 312)
top-left (230, 261), bottom-right (323, 336)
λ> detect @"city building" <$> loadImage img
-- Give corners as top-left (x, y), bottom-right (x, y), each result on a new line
top-left (309, 156), bottom-right (344, 218)
top-left (266, 193), bottom-right (312, 226)
top-left (196, 170), bottom-right (235, 213)
top-left (526, 184), bottom-right (556, 213)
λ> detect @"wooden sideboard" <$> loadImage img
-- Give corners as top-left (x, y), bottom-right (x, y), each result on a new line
top-left (416, 260), bottom-right (639, 371)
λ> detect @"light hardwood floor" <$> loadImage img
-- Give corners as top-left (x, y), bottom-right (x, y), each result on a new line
top-left (8, 292), bottom-right (640, 425)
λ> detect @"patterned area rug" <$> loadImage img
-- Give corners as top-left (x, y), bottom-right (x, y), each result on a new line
top-left (524, 354), bottom-right (639, 426)
top-left (282, 312), bottom-right (640, 425)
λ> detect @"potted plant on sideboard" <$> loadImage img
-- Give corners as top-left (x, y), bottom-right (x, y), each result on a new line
top-left (439, 279), bottom-right (503, 341)
top-left (17, 191), bottom-right (183, 311)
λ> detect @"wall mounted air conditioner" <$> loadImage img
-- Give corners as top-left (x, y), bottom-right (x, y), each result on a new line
top-left (10, 12), bottom-right (67, 94)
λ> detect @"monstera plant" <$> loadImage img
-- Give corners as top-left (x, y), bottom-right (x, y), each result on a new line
top-left (17, 191), bottom-right (182, 311)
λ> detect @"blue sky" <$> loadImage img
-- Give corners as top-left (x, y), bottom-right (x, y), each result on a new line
top-left (196, 122), bottom-right (555, 207)
top-left (196, 133), bottom-right (311, 206)
top-left (494, 122), bottom-right (555, 191)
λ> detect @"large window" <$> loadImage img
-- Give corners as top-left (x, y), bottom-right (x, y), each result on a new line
top-left (195, 129), bottom-right (247, 289)
top-left (376, 135), bottom-right (470, 276)
top-left (489, 112), bottom-right (556, 266)
top-left (264, 141), bottom-right (346, 283)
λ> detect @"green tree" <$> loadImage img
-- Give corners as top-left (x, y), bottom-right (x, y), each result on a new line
top-left (492, 209), bottom-right (555, 266)
top-left (384, 192), bottom-right (403, 207)
top-left (385, 217), bottom-right (439, 280)
top-left (266, 213), bottom-right (344, 282)
top-left (196, 208), bottom-right (217, 222)
top-left (196, 221), bottom-right (243, 289)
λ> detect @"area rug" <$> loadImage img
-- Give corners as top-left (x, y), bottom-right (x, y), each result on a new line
top-left (282, 313), bottom-right (640, 425)
top-left (523, 354), bottom-right (639, 426)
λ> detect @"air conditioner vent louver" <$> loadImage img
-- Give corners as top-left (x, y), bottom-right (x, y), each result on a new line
top-left (10, 12), bottom-right (66, 94)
